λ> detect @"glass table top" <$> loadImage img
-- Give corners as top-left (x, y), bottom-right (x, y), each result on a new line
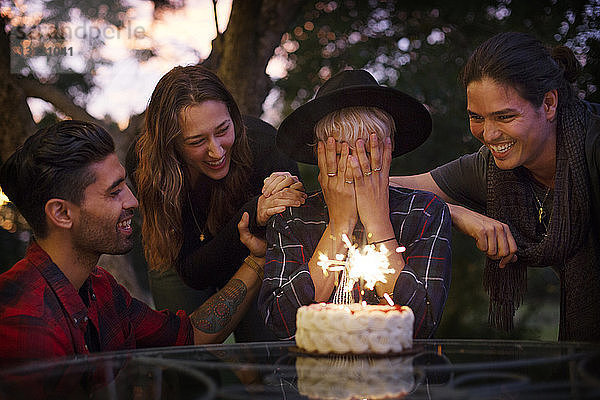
top-left (1, 339), bottom-right (599, 399)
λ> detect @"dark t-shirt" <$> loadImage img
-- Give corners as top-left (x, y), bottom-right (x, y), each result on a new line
top-left (430, 145), bottom-right (555, 221)
top-left (430, 102), bottom-right (600, 226)
top-left (430, 146), bottom-right (488, 214)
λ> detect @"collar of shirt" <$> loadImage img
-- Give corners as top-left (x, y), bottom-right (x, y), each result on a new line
top-left (27, 242), bottom-right (91, 329)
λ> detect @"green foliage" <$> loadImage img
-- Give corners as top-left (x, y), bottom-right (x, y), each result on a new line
top-left (280, 0), bottom-right (598, 339)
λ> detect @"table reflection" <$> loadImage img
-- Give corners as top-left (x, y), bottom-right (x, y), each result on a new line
top-left (0, 340), bottom-right (598, 399)
top-left (295, 354), bottom-right (417, 399)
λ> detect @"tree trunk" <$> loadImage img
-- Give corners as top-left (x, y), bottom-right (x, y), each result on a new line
top-left (212, 0), bottom-right (305, 116)
top-left (0, 16), bottom-right (35, 163)
top-left (0, 2), bottom-right (306, 160)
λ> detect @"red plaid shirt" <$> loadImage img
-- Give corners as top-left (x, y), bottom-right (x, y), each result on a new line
top-left (0, 242), bottom-right (193, 366)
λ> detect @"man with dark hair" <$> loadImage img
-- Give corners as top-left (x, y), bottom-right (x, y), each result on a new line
top-left (0, 120), bottom-right (265, 365)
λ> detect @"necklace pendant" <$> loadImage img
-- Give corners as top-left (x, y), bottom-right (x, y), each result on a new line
top-left (538, 207), bottom-right (544, 223)
top-left (199, 233), bottom-right (205, 242)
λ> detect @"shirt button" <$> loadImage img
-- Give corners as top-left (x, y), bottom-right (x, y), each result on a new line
top-left (91, 294), bottom-right (96, 300)
top-left (83, 316), bottom-right (89, 322)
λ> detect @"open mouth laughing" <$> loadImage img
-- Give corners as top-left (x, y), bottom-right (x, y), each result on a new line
top-left (205, 155), bottom-right (226, 169)
top-left (488, 140), bottom-right (516, 155)
top-left (117, 217), bottom-right (132, 234)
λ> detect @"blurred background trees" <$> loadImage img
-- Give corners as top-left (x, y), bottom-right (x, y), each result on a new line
top-left (1, 0), bottom-right (598, 339)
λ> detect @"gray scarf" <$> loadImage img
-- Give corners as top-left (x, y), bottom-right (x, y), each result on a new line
top-left (484, 99), bottom-right (600, 341)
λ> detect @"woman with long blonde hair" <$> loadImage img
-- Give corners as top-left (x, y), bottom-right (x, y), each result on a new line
top-left (132, 65), bottom-right (304, 341)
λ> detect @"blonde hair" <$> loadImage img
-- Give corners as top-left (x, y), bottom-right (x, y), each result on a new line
top-left (314, 106), bottom-right (395, 150)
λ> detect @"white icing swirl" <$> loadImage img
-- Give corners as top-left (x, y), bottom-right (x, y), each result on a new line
top-left (295, 303), bottom-right (414, 354)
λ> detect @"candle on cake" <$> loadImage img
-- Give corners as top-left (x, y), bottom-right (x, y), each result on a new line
top-left (295, 234), bottom-right (414, 355)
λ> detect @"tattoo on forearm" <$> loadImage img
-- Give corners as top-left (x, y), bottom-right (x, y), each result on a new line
top-left (190, 279), bottom-right (247, 334)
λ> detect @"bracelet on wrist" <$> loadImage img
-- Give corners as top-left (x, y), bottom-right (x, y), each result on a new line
top-left (244, 256), bottom-right (264, 280)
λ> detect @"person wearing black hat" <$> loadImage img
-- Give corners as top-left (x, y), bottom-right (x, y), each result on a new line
top-left (258, 69), bottom-right (452, 340)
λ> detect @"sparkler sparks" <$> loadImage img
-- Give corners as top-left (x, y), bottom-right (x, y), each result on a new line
top-left (0, 188), bottom-right (9, 207)
top-left (317, 234), bottom-right (404, 303)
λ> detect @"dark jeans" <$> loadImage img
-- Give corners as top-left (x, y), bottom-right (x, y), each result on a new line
top-left (148, 268), bottom-right (277, 343)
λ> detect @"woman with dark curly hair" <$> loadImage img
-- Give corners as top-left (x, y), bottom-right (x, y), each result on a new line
top-left (389, 32), bottom-right (600, 341)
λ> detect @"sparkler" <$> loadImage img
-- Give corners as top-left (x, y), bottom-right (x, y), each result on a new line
top-left (317, 234), bottom-right (404, 304)
top-left (0, 188), bottom-right (9, 207)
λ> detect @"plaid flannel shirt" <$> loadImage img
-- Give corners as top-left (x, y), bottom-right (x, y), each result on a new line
top-left (258, 187), bottom-right (452, 340)
top-left (0, 242), bottom-right (193, 366)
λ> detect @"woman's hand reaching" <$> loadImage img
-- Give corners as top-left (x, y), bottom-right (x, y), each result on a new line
top-left (262, 172), bottom-right (304, 198)
top-left (449, 204), bottom-right (518, 268)
top-left (238, 212), bottom-right (266, 257)
top-left (257, 172), bottom-right (306, 226)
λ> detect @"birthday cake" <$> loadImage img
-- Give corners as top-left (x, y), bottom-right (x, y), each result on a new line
top-left (296, 355), bottom-right (415, 399)
top-left (295, 303), bottom-right (414, 354)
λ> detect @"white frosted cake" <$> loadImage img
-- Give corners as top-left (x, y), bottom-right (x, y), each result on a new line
top-left (296, 355), bottom-right (415, 399)
top-left (295, 303), bottom-right (414, 354)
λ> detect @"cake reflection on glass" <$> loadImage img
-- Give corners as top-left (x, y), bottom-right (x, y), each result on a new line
top-left (296, 354), bottom-right (415, 399)
top-left (295, 303), bottom-right (414, 354)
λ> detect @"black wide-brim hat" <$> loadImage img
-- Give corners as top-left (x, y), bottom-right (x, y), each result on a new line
top-left (277, 69), bottom-right (432, 165)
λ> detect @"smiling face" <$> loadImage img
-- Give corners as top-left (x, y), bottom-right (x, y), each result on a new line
top-left (467, 78), bottom-right (557, 174)
top-left (178, 101), bottom-right (235, 183)
top-left (71, 153), bottom-right (138, 257)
